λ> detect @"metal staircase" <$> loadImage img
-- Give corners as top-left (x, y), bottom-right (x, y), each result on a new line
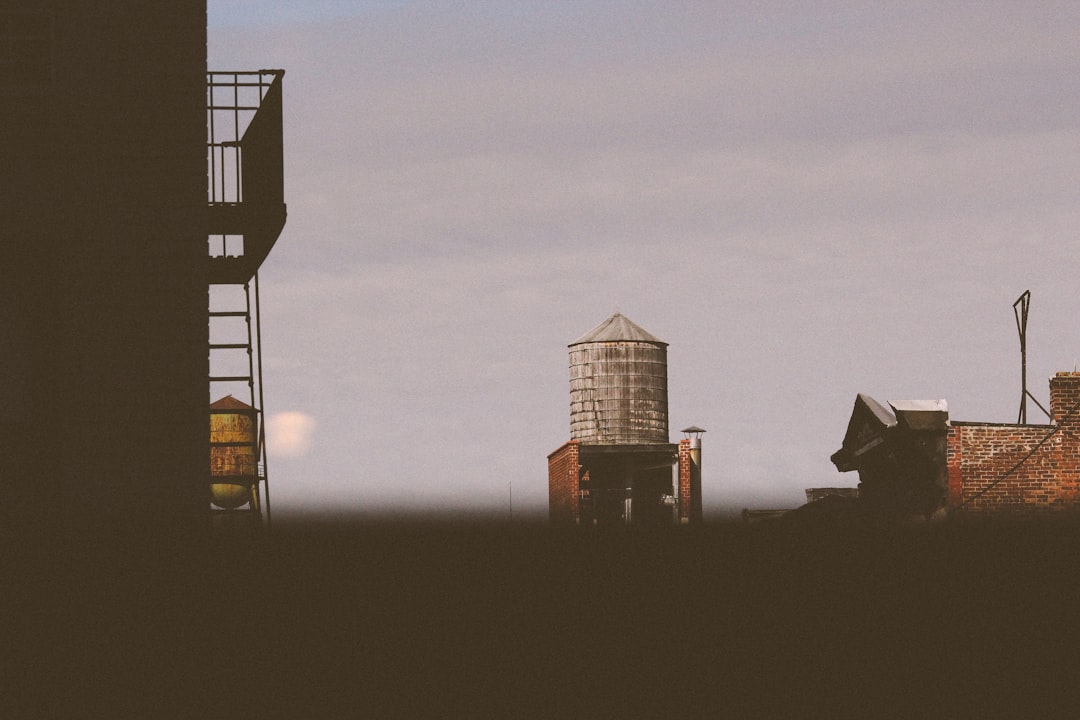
top-left (207, 70), bottom-right (286, 527)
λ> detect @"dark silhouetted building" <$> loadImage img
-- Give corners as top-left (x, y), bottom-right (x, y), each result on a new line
top-left (832, 372), bottom-right (1080, 518)
top-left (0, 3), bottom-right (284, 531)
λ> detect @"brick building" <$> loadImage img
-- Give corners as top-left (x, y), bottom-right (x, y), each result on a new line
top-left (948, 372), bottom-right (1080, 515)
top-left (548, 436), bottom-right (701, 525)
top-left (548, 313), bottom-right (702, 526)
top-left (832, 372), bottom-right (1080, 518)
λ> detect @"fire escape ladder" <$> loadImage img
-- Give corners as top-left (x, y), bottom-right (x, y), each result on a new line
top-left (208, 284), bottom-right (255, 388)
top-left (207, 70), bottom-right (286, 527)
top-left (209, 276), bottom-right (269, 523)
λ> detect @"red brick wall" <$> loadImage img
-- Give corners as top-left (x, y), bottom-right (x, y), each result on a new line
top-left (949, 373), bottom-right (1080, 516)
top-left (548, 441), bottom-right (581, 525)
top-left (552, 440), bottom-right (698, 525)
top-left (678, 439), bottom-right (692, 524)
top-left (1050, 371), bottom-right (1080, 423)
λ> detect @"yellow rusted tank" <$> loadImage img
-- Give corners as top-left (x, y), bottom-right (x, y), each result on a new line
top-left (210, 395), bottom-right (258, 509)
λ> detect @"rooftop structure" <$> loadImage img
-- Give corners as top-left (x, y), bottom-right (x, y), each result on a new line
top-left (832, 373), bottom-right (1080, 518)
top-left (569, 311), bottom-right (670, 446)
top-left (550, 313), bottom-right (702, 526)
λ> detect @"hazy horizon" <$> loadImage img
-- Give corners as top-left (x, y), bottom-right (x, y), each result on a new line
top-left (208, 1), bottom-right (1080, 519)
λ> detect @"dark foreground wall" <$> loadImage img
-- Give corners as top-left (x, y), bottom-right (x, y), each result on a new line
top-left (7, 517), bottom-right (1080, 717)
top-left (0, 3), bottom-right (208, 526)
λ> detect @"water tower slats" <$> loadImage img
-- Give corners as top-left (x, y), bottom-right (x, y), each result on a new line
top-left (568, 314), bottom-right (669, 445)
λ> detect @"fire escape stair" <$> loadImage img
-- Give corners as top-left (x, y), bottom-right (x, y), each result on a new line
top-left (206, 69), bottom-right (285, 525)
top-left (207, 202), bottom-right (287, 285)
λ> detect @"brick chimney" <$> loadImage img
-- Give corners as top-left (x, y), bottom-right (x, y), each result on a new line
top-left (1049, 372), bottom-right (1080, 423)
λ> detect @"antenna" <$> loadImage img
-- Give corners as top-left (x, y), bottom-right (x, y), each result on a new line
top-left (1015, 290), bottom-right (1030, 423)
top-left (1013, 290), bottom-right (1051, 423)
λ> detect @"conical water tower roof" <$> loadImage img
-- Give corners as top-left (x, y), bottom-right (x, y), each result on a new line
top-left (210, 394), bottom-right (254, 411)
top-left (570, 312), bottom-right (667, 347)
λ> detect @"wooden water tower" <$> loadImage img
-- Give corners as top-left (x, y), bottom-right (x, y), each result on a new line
top-left (549, 313), bottom-right (700, 526)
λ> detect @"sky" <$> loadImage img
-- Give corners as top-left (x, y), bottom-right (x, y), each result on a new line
top-left (207, 1), bottom-right (1080, 520)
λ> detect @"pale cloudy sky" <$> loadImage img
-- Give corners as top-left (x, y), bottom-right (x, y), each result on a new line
top-left (208, 1), bottom-right (1080, 519)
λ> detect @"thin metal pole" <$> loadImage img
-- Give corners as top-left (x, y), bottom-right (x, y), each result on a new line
top-left (1014, 291), bottom-right (1030, 424)
top-left (254, 272), bottom-right (272, 528)
top-left (208, 73), bottom-right (216, 203)
top-left (233, 73), bottom-right (242, 204)
top-left (243, 282), bottom-right (255, 406)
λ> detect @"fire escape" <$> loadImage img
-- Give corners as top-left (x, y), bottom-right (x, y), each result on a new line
top-left (207, 70), bottom-right (286, 526)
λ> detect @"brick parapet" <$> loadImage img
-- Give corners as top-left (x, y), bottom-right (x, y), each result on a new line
top-left (948, 422), bottom-right (1077, 516)
top-left (944, 373), bottom-right (1080, 516)
top-left (946, 429), bottom-right (963, 508)
top-left (1050, 372), bottom-right (1080, 424)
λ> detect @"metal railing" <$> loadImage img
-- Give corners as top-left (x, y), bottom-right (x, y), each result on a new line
top-left (207, 70), bottom-right (281, 204)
